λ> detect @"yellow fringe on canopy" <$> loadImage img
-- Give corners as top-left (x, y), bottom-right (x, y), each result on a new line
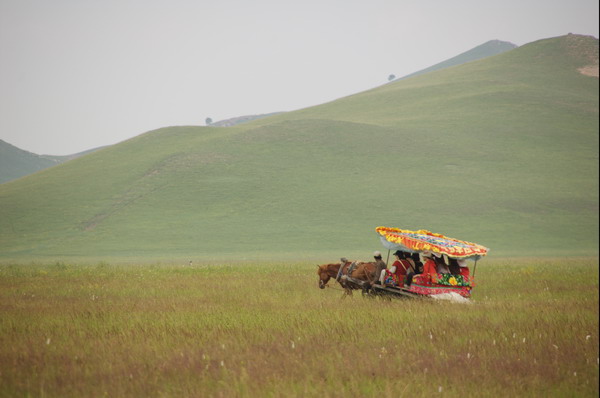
top-left (376, 226), bottom-right (488, 259)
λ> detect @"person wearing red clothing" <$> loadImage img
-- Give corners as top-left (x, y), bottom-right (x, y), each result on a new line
top-left (396, 250), bottom-right (413, 286)
top-left (383, 250), bottom-right (413, 287)
top-left (422, 252), bottom-right (437, 275)
top-left (458, 259), bottom-right (470, 277)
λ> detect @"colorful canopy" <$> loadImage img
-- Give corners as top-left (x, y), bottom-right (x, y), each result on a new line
top-left (376, 226), bottom-right (489, 260)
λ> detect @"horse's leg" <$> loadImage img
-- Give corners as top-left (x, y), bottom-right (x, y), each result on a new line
top-left (359, 267), bottom-right (374, 287)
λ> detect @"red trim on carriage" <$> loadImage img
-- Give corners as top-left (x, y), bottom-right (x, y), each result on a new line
top-left (408, 274), bottom-right (472, 298)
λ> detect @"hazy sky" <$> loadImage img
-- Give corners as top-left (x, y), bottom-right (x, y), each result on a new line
top-left (1, 0), bottom-right (598, 155)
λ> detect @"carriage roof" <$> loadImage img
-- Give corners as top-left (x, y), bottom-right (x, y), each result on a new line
top-left (376, 226), bottom-right (489, 261)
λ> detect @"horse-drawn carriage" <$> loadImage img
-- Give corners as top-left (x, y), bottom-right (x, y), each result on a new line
top-left (317, 226), bottom-right (489, 300)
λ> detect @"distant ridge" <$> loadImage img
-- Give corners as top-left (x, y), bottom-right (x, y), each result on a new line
top-left (399, 40), bottom-right (518, 80)
top-left (0, 140), bottom-right (105, 184)
top-left (44, 146), bottom-right (109, 162)
top-left (211, 41), bottom-right (517, 126)
top-left (0, 140), bottom-right (59, 184)
top-left (210, 112), bottom-right (284, 127)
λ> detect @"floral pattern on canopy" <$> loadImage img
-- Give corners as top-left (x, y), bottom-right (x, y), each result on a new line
top-left (376, 226), bottom-right (489, 260)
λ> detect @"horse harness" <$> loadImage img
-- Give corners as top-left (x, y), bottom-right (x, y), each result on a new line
top-left (336, 261), bottom-right (360, 282)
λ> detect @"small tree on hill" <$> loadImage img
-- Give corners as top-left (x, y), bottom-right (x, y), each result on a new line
top-left (205, 117), bottom-right (213, 126)
top-left (388, 74), bottom-right (396, 82)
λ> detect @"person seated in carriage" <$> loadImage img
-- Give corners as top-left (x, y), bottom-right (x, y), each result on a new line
top-left (405, 252), bottom-right (423, 287)
top-left (411, 253), bottom-right (423, 273)
top-left (381, 250), bottom-right (413, 287)
top-left (433, 253), bottom-right (450, 274)
top-left (371, 251), bottom-right (387, 286)
top-left (422, 252), bottom-right (437, 275)
top-left (458, 259), bottom-right (470, 277)
top-left (447, 257), bottom-right (461, 275)
top-left (420, 251), bottom-right (450, 282)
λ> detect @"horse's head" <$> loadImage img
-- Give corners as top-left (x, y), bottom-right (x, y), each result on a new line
top-left (317, 263), bottom-right (341, 289)
top-left (317, 264), bottom-right (331, 289)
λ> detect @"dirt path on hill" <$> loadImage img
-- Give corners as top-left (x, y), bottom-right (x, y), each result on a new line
top-left (578, 64), bottom-right (599, 77)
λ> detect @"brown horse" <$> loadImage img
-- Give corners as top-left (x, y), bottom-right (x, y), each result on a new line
top-left (317, 260), bottom-right (377, 296)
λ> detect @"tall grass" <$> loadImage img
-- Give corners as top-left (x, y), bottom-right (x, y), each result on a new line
top-left (0, 258), bottom-right (597, 397)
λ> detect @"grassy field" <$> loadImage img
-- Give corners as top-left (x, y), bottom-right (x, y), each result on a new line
top-left (1, 258), bottom-right (597, 397)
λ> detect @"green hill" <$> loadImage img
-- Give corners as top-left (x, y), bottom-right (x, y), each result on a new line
top-left (399, 39), bottom-right (517, 80)
top-left (0, 34), bottom-right (597, 261)
top-left (0, 140), bottom-right (60, 184)
top-left (0, 140), bottom-right (105, 184)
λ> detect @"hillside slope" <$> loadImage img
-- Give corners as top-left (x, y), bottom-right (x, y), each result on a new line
top-left (0, 140), bottom-right (105, 184)
top-left (0, 34), bottom-right (597, 261)
top-left (0, 140), bottom-right (60, 184)
top-left (399, 39), bottom-right (517, 80)
top-left (0, 40), bottom-right (518, 183)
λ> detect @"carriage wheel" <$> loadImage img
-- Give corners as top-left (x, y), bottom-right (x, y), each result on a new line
top-left (362, 286), bottom-right (377, 299)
